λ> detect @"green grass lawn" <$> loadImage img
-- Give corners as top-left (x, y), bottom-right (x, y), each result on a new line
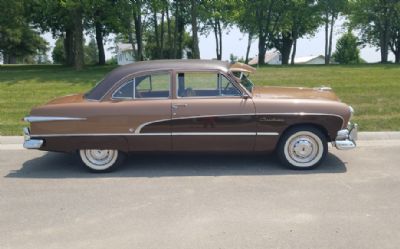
top-left (0, 64), bottom-right (399, 135)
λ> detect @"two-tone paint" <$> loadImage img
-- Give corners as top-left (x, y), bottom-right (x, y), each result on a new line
top-left (24, 60), bottom-right (353, 153)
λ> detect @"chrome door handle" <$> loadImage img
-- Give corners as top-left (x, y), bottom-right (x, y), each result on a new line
top-left (172, 104), bottom-right (188, 109)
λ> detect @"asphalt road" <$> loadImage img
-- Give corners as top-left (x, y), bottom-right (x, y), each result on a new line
top-left (1, 139), bottom-right (400, 249)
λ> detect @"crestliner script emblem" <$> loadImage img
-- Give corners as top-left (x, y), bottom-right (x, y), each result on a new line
top-left (259, 117), bottom-right (285, 122)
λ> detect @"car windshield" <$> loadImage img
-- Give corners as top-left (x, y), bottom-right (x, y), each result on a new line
top-left (232, 71), bottom-right (254, 93)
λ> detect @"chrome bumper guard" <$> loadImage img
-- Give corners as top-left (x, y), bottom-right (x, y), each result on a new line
top-left (333, 123), bottom-right (358, 150)
top-left (23, 127), bottom-right (43, 149)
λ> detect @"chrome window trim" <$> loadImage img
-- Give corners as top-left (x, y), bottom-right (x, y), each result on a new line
top-left (111, 79), bottom-right (134, 100)
top-left (24, 116), bottom-right (87, 123)
top-left (111, 72), bottom-right (172, 101)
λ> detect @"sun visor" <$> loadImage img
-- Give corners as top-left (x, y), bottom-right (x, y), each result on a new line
top-left (229, 62), bottom-right (256, 74)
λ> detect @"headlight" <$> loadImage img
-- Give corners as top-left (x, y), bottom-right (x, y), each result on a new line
top-left (349, 106), bottom-right (354, 120)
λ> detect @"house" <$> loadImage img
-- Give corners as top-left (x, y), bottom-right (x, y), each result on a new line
top-left (248, 50), bottom-right (282, 65)
top-left (291, 55), bottom-right (325, 65)
top-left (116, 43), bottom-right (135, 65)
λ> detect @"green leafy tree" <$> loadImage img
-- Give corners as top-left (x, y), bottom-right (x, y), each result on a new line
top-left (52, 38), bottom-right (66, 64)
top-left (84, 38), bottom-right (99, 65)
top-left (319, 0), bottom-right (348, 64)
top-left (333, 31), bottom-right (361, 64)
top-left (268, 0), bottom-right (322, 65)
top-left (349, 0), bottom-right (400, 63)
top-left (0, 0), bottom-right (48, 64)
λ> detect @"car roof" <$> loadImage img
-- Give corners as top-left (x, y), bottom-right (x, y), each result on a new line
top-left (86, 59), bottom-right (231, 100)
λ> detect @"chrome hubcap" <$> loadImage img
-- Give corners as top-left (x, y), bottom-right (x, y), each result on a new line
top-left (85, 149), bottom-right (115, 166)
top-left (286, 134), bottom-right (320, 165)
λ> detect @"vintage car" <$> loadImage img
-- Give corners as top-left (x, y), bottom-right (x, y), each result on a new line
top-left (23, 60), bottom-right (357, 172)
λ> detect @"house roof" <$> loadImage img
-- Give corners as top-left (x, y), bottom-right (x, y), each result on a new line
top-left (248, 51), bottom-right (281, 65)
top-left (292, 55), bottom-right (325, 64)
top-left (116, 43), bottom-right (134, 52)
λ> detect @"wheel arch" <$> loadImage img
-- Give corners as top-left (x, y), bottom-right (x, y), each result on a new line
top-left (278, 122), bottom-right (331, 145)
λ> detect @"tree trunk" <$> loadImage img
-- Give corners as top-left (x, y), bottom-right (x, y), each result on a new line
top-left (72, 8), bottom-right (84, 70)
top-left (380, 19), bottom-right (390, 63)
top-left (153, 8), bottom-right (160, 59)
top-left (177, 21), bottom-right (184, 59)
top-left (280, 33), bottom-right (293, 65)
top-left (291, 38), bottom-right (297, 65)
top-left (324, 12), bottom-right (329, 65)
top-left (245, 32), bottom-right (252, 64)
top-left (327, 14), bottom-right (335, 64)
top-left (217, 19), bottom-right (222, 60)
top-left (160, 9), bottom-right (165, 58)
top-left (4, 53), bottom-right (16, 64)
top-left (258, 33), bottom-right (267, 65)
top-left (133, 11), bottom-right (143, 61)
top-left (166, 5), bottom-right (172, 58)
top-left (190, 0), bottom-right (200, 59)
top-left (65, 28), bottom-right (74, 66)
top-left (95, 21), bottom-right (106, 65)
top-left (213, 20), bottom-right (220, 60)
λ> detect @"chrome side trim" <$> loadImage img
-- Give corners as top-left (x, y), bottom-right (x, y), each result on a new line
top-left (30, 132), bottom-right (279, 137)
top-left (135, 112), bottom-right (344, 134)
top-left (24, 116), bottom-right (86, 123)
top-left (257, 132), bottom-right (279, 136)
top-left (172, 132), bottom-right (256, 136)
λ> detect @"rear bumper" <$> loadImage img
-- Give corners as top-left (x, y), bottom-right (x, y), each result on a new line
top-left (23, 127), bottom-right (43, 149)
top-left (332, 123), bottom-right (358, 150)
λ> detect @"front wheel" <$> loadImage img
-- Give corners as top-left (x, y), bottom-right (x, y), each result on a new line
top-left (79, 149), bottom-right (125, 172)
top-left (277, 126), bottom-right (327, 170)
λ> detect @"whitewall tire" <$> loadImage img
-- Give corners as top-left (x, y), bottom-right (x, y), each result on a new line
top-left (277, 126), bottom-right (327, 170)
top-left (79, 149), bottom-right (125, 172)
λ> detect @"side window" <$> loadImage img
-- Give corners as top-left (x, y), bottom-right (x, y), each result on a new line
top-left (112, 73), bottom-right (170, 100)
top-left (112, 79), bottom-right (134, 99)
top-left (177, 72), bottom-right (241, 98)
top-left (135, 73), bottom-right (170, 99)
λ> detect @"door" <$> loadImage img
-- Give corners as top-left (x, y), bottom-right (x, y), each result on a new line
top-left (111, 71), bottom-right (172, 151)
top-left (171, 71), bottom-right (256, 151)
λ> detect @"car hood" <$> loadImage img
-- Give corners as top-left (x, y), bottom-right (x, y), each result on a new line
top-left (252, 86), bottom-right (340, 101)
top-left (46, 93), bottom-right (85, 105)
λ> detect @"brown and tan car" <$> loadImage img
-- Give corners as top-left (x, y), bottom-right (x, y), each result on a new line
top-left (23, 60), bottom-right (357, 172)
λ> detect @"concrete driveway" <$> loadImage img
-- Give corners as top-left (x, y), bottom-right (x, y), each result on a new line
top-left (1, 134), bottom-right (400, 249)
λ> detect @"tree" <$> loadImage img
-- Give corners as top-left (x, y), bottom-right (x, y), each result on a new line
top-left (232, 0), bottom-right (256, 64)
top-left (52, 38), bottom-right (66, 64)
top-left (85, 0), bottom-right (122, 65)
top-left (233, 0), bottom-right (285, 65)
top-left (190, 0), bottom-right (200, 58)
top-left (348, 0), bottom-right (398, 63)
top-left (143, 18), bottom-right (193, 59)
top-left (199, 0), bottom-right (234, 60)
top-left (319, 0), bottom-right (348, 64)
top-left (332, 31), bottom-right (361, 64)
top-left (26, 0), bottom-right (87, 70)
top-left (0, 0), bottom-right (48, 64)
top-left (85, 38), bottom-right (99, 65)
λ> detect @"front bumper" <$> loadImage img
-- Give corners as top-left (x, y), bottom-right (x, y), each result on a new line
top-left (332, 123), bottom-right (358, 150)
top-left (23, 127), bottom-right (43, 149)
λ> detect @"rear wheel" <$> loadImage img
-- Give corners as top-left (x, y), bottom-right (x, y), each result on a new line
top-left (79, 149), bottom-right (125, 172)
top-left (277, 126), bottom-right (327, 170)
